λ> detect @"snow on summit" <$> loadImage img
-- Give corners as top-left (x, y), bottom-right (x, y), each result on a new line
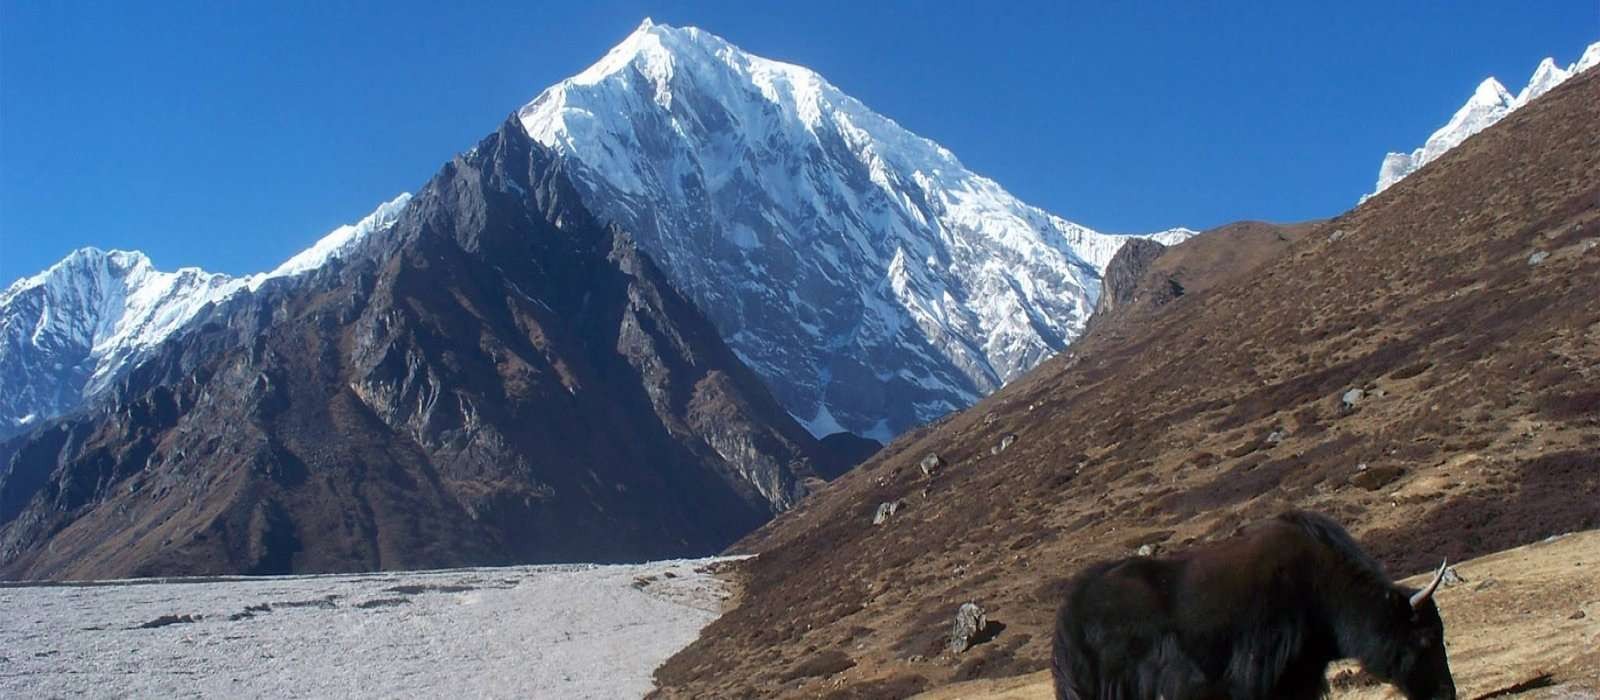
top-left (1366, 39), bottom-right (1600, 200)
top-left (520, 19), bottom-right (1193, 440)
top-left (0, 195), bottom-right (410, 438)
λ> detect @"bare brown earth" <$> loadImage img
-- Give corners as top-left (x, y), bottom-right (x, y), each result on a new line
top-left (652, 69), bottom-right (1600, 698)
top-left (913, 529), bottom-right (1600, 699)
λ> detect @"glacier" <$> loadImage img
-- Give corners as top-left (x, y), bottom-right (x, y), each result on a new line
top-left (519, 19), bottom-right (1193, 440)
top-left (1366, 40), bottom-right (1600, 200)
top-left (0, 194), bottom-right (411, 439)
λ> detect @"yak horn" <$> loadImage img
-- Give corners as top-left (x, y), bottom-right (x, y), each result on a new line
top-left (1409, 559), bottom-right (1448, 608)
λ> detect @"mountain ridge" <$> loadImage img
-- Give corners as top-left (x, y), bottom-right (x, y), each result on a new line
top-left (0, 194), bottom-right (412, 440)
top-left (518, 19), bottom-right (1193, 440)
top-left (0, 118), bottom-right (840, 580)
top-left (1367, 39), bottom-right (1599, 200)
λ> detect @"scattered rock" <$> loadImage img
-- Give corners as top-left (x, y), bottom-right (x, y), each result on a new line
top-left (1440, 567), bottom-right (1466, 587)
top-left (920, 453), bottom-right (945, 476)
top-left (273, 595), bottom-right (339, 609)
top-left (1528, 250), bottom-right (1550, 266)
top-left (948, 602), bottom-right (989, 654)
top-left (1350, 465), bottom-right (1404, 491)
top-left (385, 583), bottom-right (475, 595)
top-left (137, 614), bottom-right (200, 629)
top-left (1339, 388), bottom-right (1365, 414)
top-left (1569, 610), bottom-right (1587, 620)
top-left (990, 434), bottom-right (1018, 456)
top-left (354, 597), bottom-right (411, 609)
top-left (872, 500), bottom-right (904, 525)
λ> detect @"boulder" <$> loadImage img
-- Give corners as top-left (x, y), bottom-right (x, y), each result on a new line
top-left (1340, 388), bottom-right (1365, 414)
top-left (990, 434), bottom-right (1018, 456)
top-left (948, 602), bottom-right (988, 654)
top-left (872, 500), bottom-right (904, 525)
top-left (920, 453), bottom-right (945, 476)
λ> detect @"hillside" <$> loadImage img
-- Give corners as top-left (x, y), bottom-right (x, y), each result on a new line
top-left (0, 120), bottom-right (838, 580)
top-left (652, 67), bottom-right (1600, 698)
top-left (914, 529), bottom-right (1600, 699)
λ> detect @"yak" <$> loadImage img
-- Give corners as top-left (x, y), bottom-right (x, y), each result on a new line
top-left (1051, 511), bottom-right (1454, 700)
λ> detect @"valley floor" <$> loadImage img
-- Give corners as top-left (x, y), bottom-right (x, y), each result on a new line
top-left (0, 557), bottom-right (738, 699)
top-left (912, 530), bottom-right (1600, 699)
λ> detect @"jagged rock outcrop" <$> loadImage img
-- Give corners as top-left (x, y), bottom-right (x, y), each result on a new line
top-left (1088, 238), bottom-right (1169, 324)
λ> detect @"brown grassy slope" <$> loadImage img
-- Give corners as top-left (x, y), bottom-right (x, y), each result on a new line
top-left (653, 69), bottom-right (1600, 698)
top-left (1087, 219), bottom-right (1318, 334)
top-left (913, 529), bottom-right (1600, 699)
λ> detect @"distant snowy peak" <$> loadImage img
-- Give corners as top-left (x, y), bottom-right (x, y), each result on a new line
top-left (0, 195), bottom-right (411, 438)
top-left (1368, 40), bottom-right (1600, 199)
top-left (266, 193), bottom-right (412, 279)
top-left (518, 19), bottom-right (1192, 439)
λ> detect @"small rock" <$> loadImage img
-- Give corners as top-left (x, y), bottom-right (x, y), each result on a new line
top-left (1265, 430), bottom-right (1285, 446)
top-left (872, 500), bottom-right (904, 525)
top-left (920, 453), bottom-right (945, 476)
top-left (1473, 578), bottom-right (1498, 592)
top-left (1440, 567), bottom-right (1466, 587)
top-left (1581, 238), bottom-right (1599, 253)
top-left (137, 614), bottom-right (200, 629)
top-left (1350, 465), bottom-right (1404, 491)
top-left (1569, 610), bottom-right (1587, 620)
top-left (1136, 544), bottom-right (1156, 557)
top-left (990, 434), bottom-right (1018, 456)
top-left (1340, 388), bottom-right (1365, 414)
top-left (1528, 250), bottom-right (1550, 266)
top-left (948, 602), bottom-right (988, 654)
top-left (1328, 229), bottom-right (1347, 243)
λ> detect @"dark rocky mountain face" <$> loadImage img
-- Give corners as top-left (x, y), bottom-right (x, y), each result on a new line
top-left (0, 119), bottom-right (839, 580)
top-left (653, 68), bottom-right (1600, 698)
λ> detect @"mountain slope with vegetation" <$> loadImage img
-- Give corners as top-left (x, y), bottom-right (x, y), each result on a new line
top-left (652, 67), bottom-right (1600, 699)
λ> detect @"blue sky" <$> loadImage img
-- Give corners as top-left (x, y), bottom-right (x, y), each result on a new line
top-left (2, 1), bottom-right (1596, 281)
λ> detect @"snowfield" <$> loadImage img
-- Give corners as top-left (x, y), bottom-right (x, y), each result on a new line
top-left (0, 557), bottom-right (738, 699)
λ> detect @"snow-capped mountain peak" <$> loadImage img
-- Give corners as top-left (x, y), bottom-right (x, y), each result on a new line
top-left (1, 195), bottom-right (411, 438)
top-left (1367, 40), bottom-right (1599, 200)
top-left (519, 20), bottom-right (1192, 440)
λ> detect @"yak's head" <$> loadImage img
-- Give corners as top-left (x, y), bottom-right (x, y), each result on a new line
top-left (1366, 561), bottom-right (1456, 700)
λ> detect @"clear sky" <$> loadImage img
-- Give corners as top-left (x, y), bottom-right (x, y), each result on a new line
top-left (2, 1), bottom-right (1596, 282)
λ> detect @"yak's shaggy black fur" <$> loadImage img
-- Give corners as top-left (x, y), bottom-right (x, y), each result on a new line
top-left (1051, 511), bottom-right (1455, 699)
